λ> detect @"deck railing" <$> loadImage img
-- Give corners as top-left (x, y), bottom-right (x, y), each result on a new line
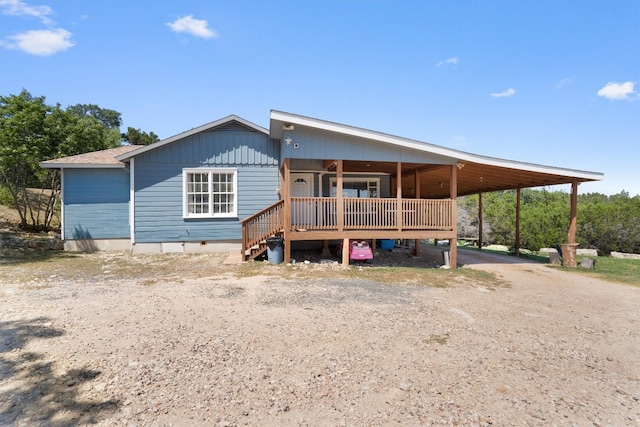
top-left (241, 199), bottom-right (284, 254)
top-left (290, 197), bottom-right (454, 231)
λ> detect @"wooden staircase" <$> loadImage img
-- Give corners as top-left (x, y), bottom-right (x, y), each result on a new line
top-left (241, 200), bottom-right (284, 261)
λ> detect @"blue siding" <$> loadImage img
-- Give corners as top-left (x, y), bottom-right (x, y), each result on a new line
top-left (64, 169), bottom-right (130, 239)
top-left (282, 128), bottom-right (455, 164)
top-left (134, 126), bottom-right (280, 243)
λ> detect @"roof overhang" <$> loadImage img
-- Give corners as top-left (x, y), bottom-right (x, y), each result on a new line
top-left (271, 110), bottom-right (603, 196)
top-left (39, 163), bottom-right (126, 169)
top-left (39, 145), bottom-right (142, 169)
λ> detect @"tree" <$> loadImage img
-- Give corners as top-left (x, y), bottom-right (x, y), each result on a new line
top-left (66, 104), bottom-right (122, 130)
top-left (0, 90), bottom-right (50, 229)
top-left (0, 90), bottom-right (122, 231)
top-left (122, 127), bottom-right (160, 145)
top-left (460, 189), bottom-right (640, 255)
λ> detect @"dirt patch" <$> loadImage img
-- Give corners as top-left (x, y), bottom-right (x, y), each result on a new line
top-left (1, 250), bottom-right (639, 426)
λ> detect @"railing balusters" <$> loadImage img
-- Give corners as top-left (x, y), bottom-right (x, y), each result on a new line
top-left (288, 197), bottom-right (453, 231)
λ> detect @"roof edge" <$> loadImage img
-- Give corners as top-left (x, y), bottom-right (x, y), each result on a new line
top-left (116, 115), bottom-right (268, 161)
top-left (269, 110), bottom-right (603, 182)
top-left (39, 162), bottom-right (127, 169)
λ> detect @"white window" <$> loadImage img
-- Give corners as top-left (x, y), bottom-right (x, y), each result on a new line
top-left (183, 169), bottom-right (237, 218)
top-left (330, 177), bottom-right (379, 198)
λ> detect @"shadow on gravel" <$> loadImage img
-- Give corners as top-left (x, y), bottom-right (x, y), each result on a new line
top-left (0, 317), bottom-right (119, 426)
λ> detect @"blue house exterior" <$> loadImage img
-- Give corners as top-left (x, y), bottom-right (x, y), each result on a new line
top-left (42, 116), bottom-right (281, 253)
top-left (41, 110), bottom-right (602, 266)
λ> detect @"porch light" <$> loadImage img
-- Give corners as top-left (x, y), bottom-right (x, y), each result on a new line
top-left (439, 182), bottom-right (444, 188)
top-left (284, 137), bottom-right (292, 145)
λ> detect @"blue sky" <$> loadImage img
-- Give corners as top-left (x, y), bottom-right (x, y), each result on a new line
top-left (1, 0), bottom-right (639, 196)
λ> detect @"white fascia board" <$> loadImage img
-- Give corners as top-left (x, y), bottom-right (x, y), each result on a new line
top-left (116, 115), bottom-right (269, 162)
top-left (270, 110), bottom-right (603, 181)
top-left (38, 162), bottom-right (126, 169)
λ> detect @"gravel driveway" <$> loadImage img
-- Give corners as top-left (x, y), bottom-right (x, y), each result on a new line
top-left (1, 249), bottom-right (639, 426)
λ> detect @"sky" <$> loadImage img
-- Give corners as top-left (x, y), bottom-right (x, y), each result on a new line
top-left (1, 0), bottom-right (639, 196)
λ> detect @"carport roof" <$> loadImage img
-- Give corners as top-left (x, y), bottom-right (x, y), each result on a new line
top-left (270, 110), bottom-right (603, 197)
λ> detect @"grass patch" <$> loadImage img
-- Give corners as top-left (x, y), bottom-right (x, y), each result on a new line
top-left (559, 256), bottom-right (640, 287)
top-left (428, 334), bottom-right (449, 345)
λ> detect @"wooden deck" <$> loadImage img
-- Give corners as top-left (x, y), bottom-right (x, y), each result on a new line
top-left (241, 197), bottom-right (456, 259)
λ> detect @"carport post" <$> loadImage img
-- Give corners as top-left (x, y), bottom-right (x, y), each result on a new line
top-left (515, 188), bottom-right (521, 256)
top-left (568, 180), bottom-right (578, 244)
top-left (478, 192), bottom-right (483, 249)
top-left (450, 164), bottom-right (458, 269)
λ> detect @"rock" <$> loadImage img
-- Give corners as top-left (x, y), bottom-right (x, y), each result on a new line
top-left (610, 251), bottom-right (640, 260)
top-left (549, 252), bottom-right (562, 265)
top-left (399, 383), bottom-right (410, 391)
top-left (580, 258), bottom-right (596, 270)
top-left (576, 248), bottom-right (598, 256)
top-left (539, 248), bottom-right (558, 254)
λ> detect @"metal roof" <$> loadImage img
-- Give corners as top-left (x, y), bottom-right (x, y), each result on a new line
top-left (270, 110), bottom-right (603, 196)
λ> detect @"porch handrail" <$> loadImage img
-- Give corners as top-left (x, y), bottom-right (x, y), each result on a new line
top-left (290, 197), bottom-right (454, 231)
top-left (241, 199), bottom-right (284, 255)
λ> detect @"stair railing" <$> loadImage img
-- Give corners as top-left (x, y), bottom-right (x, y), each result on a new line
top-left (240, 200), bottom-right (285, 257)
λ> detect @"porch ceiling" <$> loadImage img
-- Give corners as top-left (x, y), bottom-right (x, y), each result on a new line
top-left (335, 160), bottom-right (600, 198)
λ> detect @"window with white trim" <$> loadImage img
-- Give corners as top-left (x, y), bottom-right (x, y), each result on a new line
top-left (183, 168), bottom-right (237, 218)
top-left (330, 177), bottom-right (379, 198)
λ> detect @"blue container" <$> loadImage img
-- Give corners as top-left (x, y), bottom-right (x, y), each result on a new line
top-left (380, 239), bottom-right (394, 250)
top-left (266, 237), bottom-right (284, 264)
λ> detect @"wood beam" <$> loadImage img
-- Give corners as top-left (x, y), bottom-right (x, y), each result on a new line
top-left (478, 192), bottom-right (483, 250)
top-left (414, 170), bottom-right (421, 255)
top-left (396, 162), bottom-right (402, 232)
top-left (337, 160), bottom-right (344, 232)
top-left (342, 238), bottom-right (350, 267)
top-left (515, 188), bottom-right (521, 256)
top-left (568, 180), bottom-right (578, 244)
top-left (322, 159), bottom-right (337, 170)
top-left (449, 164), bottom-right (458, 269)
top-left (282, 158), bottom-right (291, 263)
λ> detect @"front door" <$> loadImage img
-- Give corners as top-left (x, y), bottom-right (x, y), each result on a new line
top-left (290, 173), bottom-right (314, 226)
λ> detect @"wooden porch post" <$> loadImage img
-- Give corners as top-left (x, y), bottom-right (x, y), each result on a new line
top-left (450, 164), bottom-right (458, 268)
top-left (282, 158), bottom-right (291, 263)
top-left (336, 160), bottom-right (349, 267)
top-left (478, 192), bottom-right (483, 250)
top-left (396, 162), bottom-right (402, 232)
top-left (515, 188), bottom-right (521, 256)
top-left (414, 169), bottom-right (421, 256)
top-left (337, 160), bottom-right (344, 233)
top-left (568, 180), bottom-right (578, 244)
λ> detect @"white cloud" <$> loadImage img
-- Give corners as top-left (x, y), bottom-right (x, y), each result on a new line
top-left (2, 28), bottom-right (74, 55)
top-left (436, 57), bottom-right (458, 67)
top-left (167, 15), bottom-right (217, 39)
top-left (597, 81), bottom-right (637, 100)
top-left (0, 0), bottom-right (52, 24)
top-left (490, 88), bottom-right (516, 98)
top-left (555, 77), bottom-right (573, 89)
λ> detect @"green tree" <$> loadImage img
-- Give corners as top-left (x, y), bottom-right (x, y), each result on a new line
top-left (122, 127), bottom-right (160, 145)
top-left (0, 90), bottom-right (122, 230)
top-left (0, 90), bottom-right (50, 229)
top-left (460, 189), bottom-right (640, 255)
top-left (66, 103), bottom-right (122, 130)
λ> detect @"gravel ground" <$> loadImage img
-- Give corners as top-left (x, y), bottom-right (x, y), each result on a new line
top-left (1, 248), bottom-right (639, 426)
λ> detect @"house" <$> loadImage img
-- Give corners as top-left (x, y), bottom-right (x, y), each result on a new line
top-left (40, 110), bottom-right (603, 267)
